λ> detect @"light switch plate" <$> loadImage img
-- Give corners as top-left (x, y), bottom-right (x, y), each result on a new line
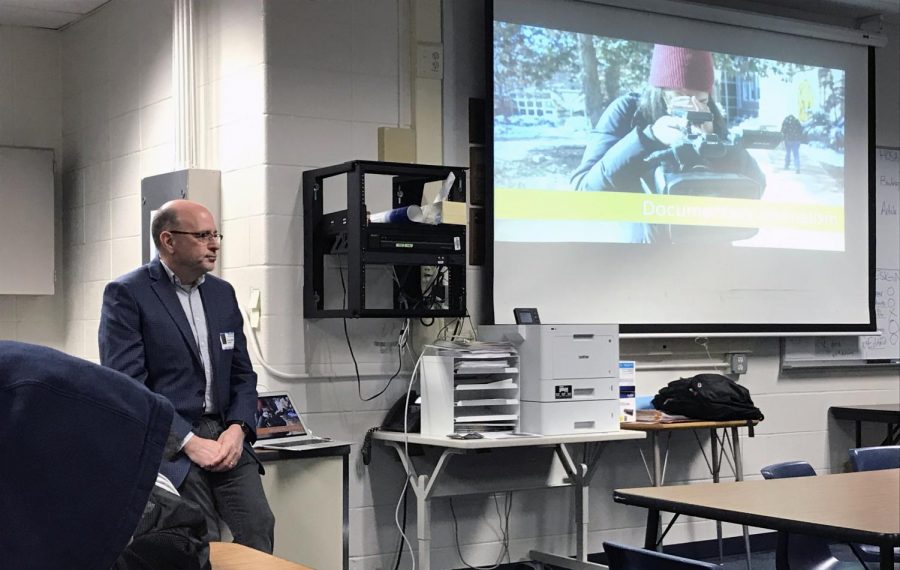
top-left (249, 288), bottom-right (261, 329)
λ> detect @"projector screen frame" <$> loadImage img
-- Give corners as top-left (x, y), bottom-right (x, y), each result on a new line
top-left (482, 0), bottom-right (878, 336)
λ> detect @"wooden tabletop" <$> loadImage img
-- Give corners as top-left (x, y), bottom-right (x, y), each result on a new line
top-left (620, 419), bottom-right (758, 431)
top-left (210, 542), bottom-right (313, 570)
top-left (372, 429), bottom-right (645, 449)
top-left (615, 469), bottom-right (900, 546)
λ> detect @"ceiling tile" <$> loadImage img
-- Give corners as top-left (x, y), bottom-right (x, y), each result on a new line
top-left (0, 0), bottom-right (109, 29)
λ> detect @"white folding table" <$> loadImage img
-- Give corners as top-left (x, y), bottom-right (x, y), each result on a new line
top-left (373, 430), bottom-right (645, 570)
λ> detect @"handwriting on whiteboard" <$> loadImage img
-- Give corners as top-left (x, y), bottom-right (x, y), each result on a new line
top-left (864, 269), bottom-right (899, 352)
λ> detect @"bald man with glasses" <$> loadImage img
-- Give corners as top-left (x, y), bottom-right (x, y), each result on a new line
top-left (99, 199), bottom-right (275, 552)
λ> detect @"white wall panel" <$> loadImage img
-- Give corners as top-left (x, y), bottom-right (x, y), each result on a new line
top-left (82, 280), bottom-right (107, 324)
top-left (109, 236), bottom-right (140, 279)
top-left (139, 98), bottom-right (172, 150)
top-left (265, 0), bottom-right (352, 71)
top-left (351, 122), bottom-right (388, 161)
top-left (82, 319), bottom-right (100, 360)
top-left (264, 164), bottom-right (303, 215)
top-left (0, 147), bottom-right (55, 295)
top-left (84, 200), bottom-right (110, 241)
top-left (211, 117), bottom-right (266, 172)
top-left (0, 297), bottom-right (17, 321)
top-left (0, 321), bottom-right (16, 340)
top-left (63, 206), bottom-right (84, 247)
top-left (351, 73), bottom-right (399, 124)
top-left (254, 314), bottom-right (305, 366)
top-left (109, 110), bottom-right (140, 158)
top-left (138, 143), bottom-right (174, 178)
top-left (267, 65), bottom-right (354, 120)
top-left (81, 241), bottom-right (110, 282)
top-left (267, 115), bottom-right (354, 166)
top-left (82, 160), bottom-right (110, 204)
top-left (109, 153), bottom-right (140, 198)
top-left (63, 316), bottom-right (84, 356)
top-left (220, 166), bottom-right (266, 220)
top-left (256, 265), bottom-right (302, 317)
top-left (110, 195), bottom-right (139, 239)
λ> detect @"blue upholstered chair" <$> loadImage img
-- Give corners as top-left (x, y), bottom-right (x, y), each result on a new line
top-left (760, 460), bottom-right (817, 479)
top-left (603, 542), bottom-right (719, 570)
top-left (760, 461), bottom-right (842, 570)
top-left (848, 445), bottom-right (900, 472)
top-left (847, 446), bottom-right (900, 564)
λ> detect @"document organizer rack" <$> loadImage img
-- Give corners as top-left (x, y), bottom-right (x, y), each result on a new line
top-left (303, 160), bottom-right (467, 318)
top-left (419, 344), bottom-right (520, 436)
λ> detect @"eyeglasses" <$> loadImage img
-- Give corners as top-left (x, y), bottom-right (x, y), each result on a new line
top-left (168, 230), bottom-right (223, 243)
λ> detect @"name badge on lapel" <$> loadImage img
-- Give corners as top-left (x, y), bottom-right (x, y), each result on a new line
top-left (219, 332), bottom-right (235, 351)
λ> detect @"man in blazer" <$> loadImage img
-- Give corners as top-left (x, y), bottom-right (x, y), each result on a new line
top-left (99, 199), bottom-right (275, 552)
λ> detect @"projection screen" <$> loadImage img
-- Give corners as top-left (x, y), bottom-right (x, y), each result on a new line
top-left (489, 0), bottom-right (875, 333)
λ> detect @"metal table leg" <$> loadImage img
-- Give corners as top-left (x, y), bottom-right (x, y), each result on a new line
top-left (651, 432), bottom-right (664, 551)
top-left (384, 442), bottom-right (462, 570)
top-left (883, 423), bottom-right (899, 446)
top-left (415, 473), bottom-right (431, 570)
top-left (711, 428), bottom-right (724, 564)
top-left (530, 442), bottom-right (613, 570)
top-left (731, 426), bottom-right (752, 570)
top-left (880, 544), bottom-right (893, 570)
top-left (556, 443), bottom-right (590, 561)
top-left (651, 431), bottom-right (662, 487)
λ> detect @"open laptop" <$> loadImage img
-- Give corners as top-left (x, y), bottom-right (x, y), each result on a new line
top-left (252, 391), bottom-right (331, 450)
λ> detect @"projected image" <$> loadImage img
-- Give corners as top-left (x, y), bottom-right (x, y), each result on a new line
top-left (494, 22), bottom-right (846, 249)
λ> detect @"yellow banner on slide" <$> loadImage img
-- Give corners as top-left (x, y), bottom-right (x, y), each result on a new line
top-left (495, 188), bottom-right (844, 232)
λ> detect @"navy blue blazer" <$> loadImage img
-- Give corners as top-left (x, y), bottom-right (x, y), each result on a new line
top-left (0, 340), bottom-right (173, 570)
top-left (99, 257), bottom-right (259, 486)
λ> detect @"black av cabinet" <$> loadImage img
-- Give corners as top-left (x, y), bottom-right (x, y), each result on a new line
top-left (303, 160), bottom-right (467, 318)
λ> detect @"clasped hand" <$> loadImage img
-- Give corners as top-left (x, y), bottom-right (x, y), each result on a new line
top-left (183, 424), bottom-right (245, 471)
top-left (651, 95), bottom-right (714, 146)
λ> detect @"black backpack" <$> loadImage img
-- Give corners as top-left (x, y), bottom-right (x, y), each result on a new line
top-left (112, 485), bottom-right (210, 570)
top-left (651, 374), bottom-right (764, 424)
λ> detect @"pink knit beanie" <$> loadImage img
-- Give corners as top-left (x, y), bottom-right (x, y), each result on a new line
top-left (649, 45), bottom-right (714, 92)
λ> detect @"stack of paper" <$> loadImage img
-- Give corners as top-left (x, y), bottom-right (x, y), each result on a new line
top-left (633, 409), bottom-right (693, 423)
top-left (434, 339), bottom-right (515, 357)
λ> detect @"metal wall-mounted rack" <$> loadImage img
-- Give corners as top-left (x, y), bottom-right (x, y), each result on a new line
top-left (303, 160), bottom-right (467, 318)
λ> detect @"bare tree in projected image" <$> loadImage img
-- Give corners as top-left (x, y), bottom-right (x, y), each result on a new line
top-left (493, 22), bottom-right (579, 118)
top-left (577, 37), bottom-right (652, 128)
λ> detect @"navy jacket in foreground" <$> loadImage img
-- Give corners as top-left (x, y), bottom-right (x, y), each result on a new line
top-left (99, 257), bottom-right (259, 487)
top-left (0, 340), bottom-right (173, 570)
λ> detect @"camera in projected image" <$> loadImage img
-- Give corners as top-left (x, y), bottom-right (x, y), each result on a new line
top-left (647, 110), bottom-right (731, 164)
top-left (644, 110), bottom-right (764, 242)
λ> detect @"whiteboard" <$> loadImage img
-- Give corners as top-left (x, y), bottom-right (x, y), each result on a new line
top-left (0, 147), bottom-right (55, 295)
top-left (782, 147), bottom-right (900, 367)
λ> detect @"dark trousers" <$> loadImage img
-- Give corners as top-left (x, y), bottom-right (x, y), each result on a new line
top-left (179, 416), bottom-right (275, 553)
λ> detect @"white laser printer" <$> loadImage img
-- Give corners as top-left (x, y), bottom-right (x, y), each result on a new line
top-left (479, 324), bottom-right (620, 435)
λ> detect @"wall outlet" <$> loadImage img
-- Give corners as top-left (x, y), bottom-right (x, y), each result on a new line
top-left (416, 42), bottom-right (443, 79)
top-left (730, 353), bottom-right (749, 374)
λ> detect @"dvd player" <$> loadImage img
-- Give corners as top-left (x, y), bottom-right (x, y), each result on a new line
top-left (367, 228), bottom-right (462, 254)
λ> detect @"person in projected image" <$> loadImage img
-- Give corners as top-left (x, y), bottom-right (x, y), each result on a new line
top-left (570, 44), bottom-right (765, 243)
top-left (781, 114), bottom-right (804, 173)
